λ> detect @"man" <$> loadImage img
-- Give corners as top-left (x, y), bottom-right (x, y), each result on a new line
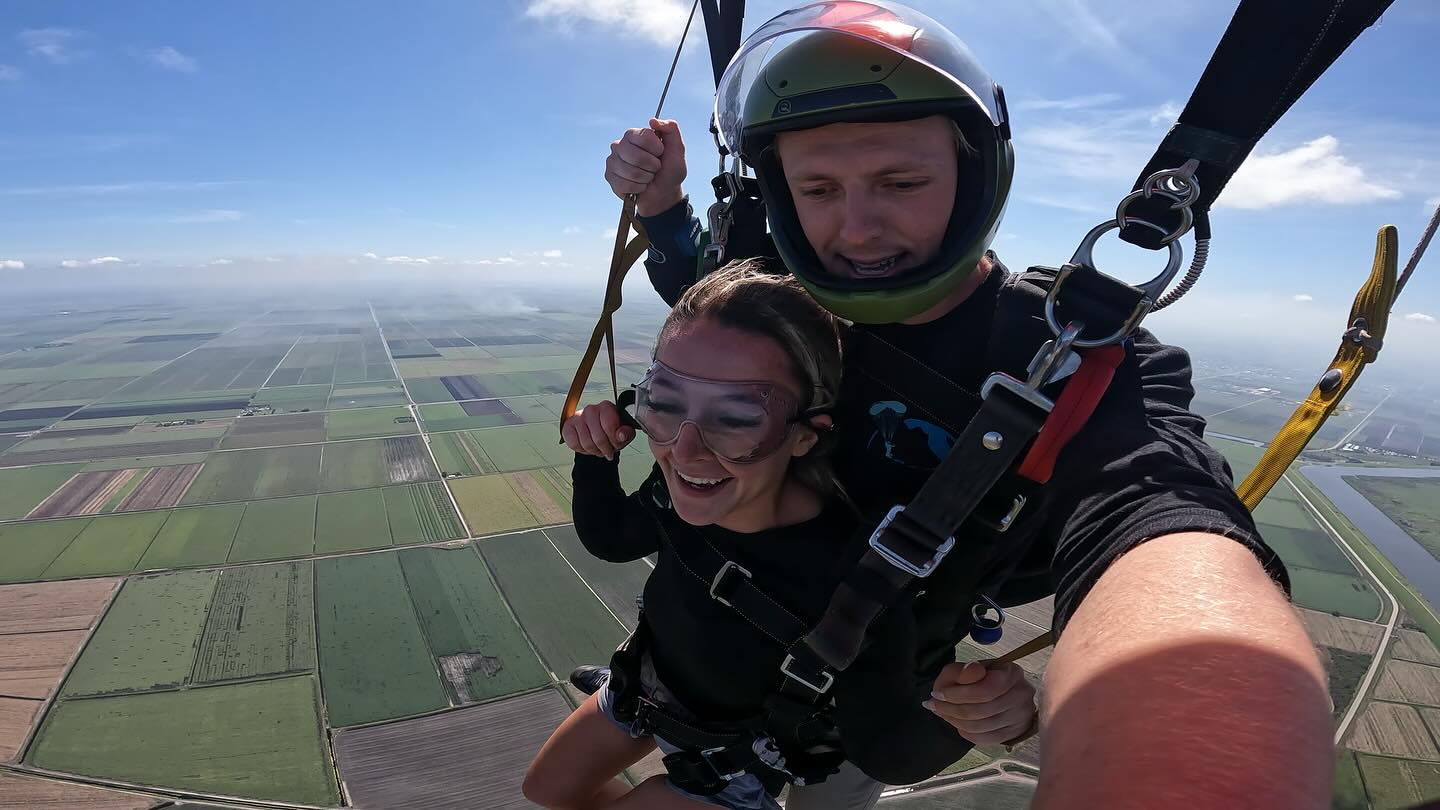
top-left (601, 3), bottom-right (1331, 807)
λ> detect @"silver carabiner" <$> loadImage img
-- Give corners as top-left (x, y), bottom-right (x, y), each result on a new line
top-left (1047, 219), bottom-right (1184, 348)
top-left (1114, 159), bottom-right (1202, 245)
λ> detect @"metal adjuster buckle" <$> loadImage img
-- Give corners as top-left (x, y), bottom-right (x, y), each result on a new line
top-left (780, 654), bottom-right (835, 695)
top-left (709, 560), bottom-right (752, 608)
top-left (867, 505), bottom-right (954, 578)
top-left (699, 746), bottom-right (748, 782)
top-left (982, 494), bottom-right (1027, 533)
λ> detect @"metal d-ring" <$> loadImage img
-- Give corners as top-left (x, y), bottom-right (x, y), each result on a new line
top-left (1114, 160), bottom-right (1202, 245)
top-left (1046, 218), bottom-right (1184, 348)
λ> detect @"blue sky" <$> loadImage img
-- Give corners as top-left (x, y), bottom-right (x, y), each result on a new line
top-left (1, 0), bottom-right (1438, 367)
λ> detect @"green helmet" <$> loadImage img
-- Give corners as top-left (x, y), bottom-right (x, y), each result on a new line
top-left (714, 1), bottom-right (1014, 324)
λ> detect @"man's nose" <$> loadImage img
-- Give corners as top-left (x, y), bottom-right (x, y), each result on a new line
top-left (838, 188), bottom-right (884, 247)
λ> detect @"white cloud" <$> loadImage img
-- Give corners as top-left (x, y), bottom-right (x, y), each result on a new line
top-left (1405, 312), bottom-right (1437, 323)
top-left (525, 0), bottom-right (689, 47)
top-left (361, 252), bottom-right (379, 260)
top-left (21, 28), bottom-right (81, 64)
top-left (1149, 101), bottom-right (1183, 128)
top-left (0, 259), bottom-right (24, 270)
top-left (601, 227), bottom-right (619, 241)
top-left (1020, 194), bottom-right (1105, 214)
top-left (0, 180), bottom-right (247, 197)
top-left (563, 225), bottom-right (584, 235)
top-left (207, 258), bottom-right (234, 266)
top-left (146, 46), bottom-right (197, 73)
top-left (1426, 197), bottom-right (1440, 216)
top-left (1293, 294), bottom-right (1314, 302)
top-left (60, 259), bottom-right (82, 268)
top-left (1015, 93), bottom-right (1123, 112)
top-left (385, 255), bottom-right (431, 265)
top-left (89, 256), bottom-right (124, 265)
top-left (0, 65), bottom-right (19, 82)
top-left (542, 249), bottom-right (564, 258)
top-left (168, 209), bottom-right (244, 224)
top-left (496, 256), bottom-right (518, 264)
top-left (1219, 136), bottom-right (1401, 210)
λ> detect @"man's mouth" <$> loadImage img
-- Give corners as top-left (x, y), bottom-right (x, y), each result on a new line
top-left (844, 254), bottom-right (903, 277)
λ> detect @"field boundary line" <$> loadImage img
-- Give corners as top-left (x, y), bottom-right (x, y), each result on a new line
top-left (540, 527), bottom-right (630, 632)
top-left (368, 302), bottom-right (474, 541)
top-left (1, 762), bottom-right (333, 810)
top-left (1322, 391), bottom-right (1394, 452)
top-left (1285, 471), bottom-right (1399, 744)
top-left (15, 576), bottom-right (125, 763)
top-left (1200, 395), bottom-right (1274, 420)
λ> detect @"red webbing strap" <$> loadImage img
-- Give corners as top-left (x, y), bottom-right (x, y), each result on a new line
top-left (1016, 344), bottom-right (1126, 484)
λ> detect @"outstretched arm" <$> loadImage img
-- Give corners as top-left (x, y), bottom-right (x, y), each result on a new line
top-left (1037, 531), bottom-right (1330, 809)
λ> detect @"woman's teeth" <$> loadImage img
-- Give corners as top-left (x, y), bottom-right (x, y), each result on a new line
top-left (677, 471), bottom-right (729, 489)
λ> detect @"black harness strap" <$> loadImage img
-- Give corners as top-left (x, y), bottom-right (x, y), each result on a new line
top-left (1122, 0), bottom-right (1393, 249)
top-left (699, 0), bottom-right (746, 86)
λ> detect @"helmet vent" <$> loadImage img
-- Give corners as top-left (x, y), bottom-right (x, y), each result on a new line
top-left (870, 64), bottom-right (882, 72)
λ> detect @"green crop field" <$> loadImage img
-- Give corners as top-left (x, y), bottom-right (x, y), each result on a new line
top-left (1290, 567), bottom-right (1383, 621)
top-left (250, 384), bottom-right (332, 414)
top-left (29, 675), bottom-right (339, 805)
top-left (383, 482), bottom-right (464, 544)
top-left (1348, 476), bottom-right (1440, 560)
top-left (542, 525), bottom-right (647, 629)
top-left (181, 444), bottom-right (322, 504)
top-left (404, 377), bottom-right (452, 404)
top-left (319, 436), bottom-right (437, 491)
top-left (1356, 754), bottom-right (1440, 809)
top-left (477, 529), bottom-right (628, 676)
top-left (325, 405), bottom-right (417, 440)
top-left (137, 503), bottom-right (245, 570)
top-left (83, 451), bottom-right (208, 472)
top-left (62, 570), bottom-right (218, 696)
top-left (315, 553), bottom-right (448, 726)
top-left (42, 510), bottom-right (169, 579)
top-left (193, 562), bottom-right (316, 682)
top-left (399, 546), bottom-right (549, 703)
top-left (430, 430), bottom-right (495, 476)
top-left (534, 466), bottom-right (573, 512)
top-left (473, 423), bottom-right (575, 471)
top-left (419, 402), bottom-right (517, 432)
top-left (450, 474), bottom-right (541, 535)
top-left (327, 382), bottom-right (408, 410)
top-left (315, 488), bottom-right (392, 552)
top-left (0, 463), bottom-right (85, 519)
top-left (0, 518), bottom-right (91, 583)
top-left (1332, 750), bottom-right (1368, 810)
top-left (228, 496), bottom-right (317, 562)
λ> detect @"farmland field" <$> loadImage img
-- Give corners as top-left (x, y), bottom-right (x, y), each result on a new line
top-left (325, 405), bottom-right (417, 440)
top-left (0, 519), bottom-right (92, 583)
top-left (315, 488), bottom-right (392, 552)
top-left (383, 482), bottom-right (465, 544)
top-left (450, 474), bottom-right (541, 535)
top-left (62, 570), bottom-right (218, 696)
top-left (1356, 755), bottom-right (1440, 809)
top-left (472, 422), bottom-right (576, 471)
top-left (542, 524), bottom-right (648, 628)
top-left (181, 444), bottom-right (322, 504)
top-left (42, 510), bottom-right (169, 579)
top-left (193, 562), bottom-right (315, 683)
top-left (319, 435), bottom-right (436, 491)
top-left (1348, 701), bottom-right (1440, 759)
top-left (399, 546), bottom-right (549, 702)
top-left (115, 463), bottom-right (204, 511)
top-left (136, 503), bottom-right (244, 570)
top-left (228, 496), bottom-right (317, 562)
top-left (1348, 476), bottom-right (1440, 560)
top-left (476, 529), bottom-right (628, 676)
top-left (219, 411), bottom-right (326, 449)
top-left (25, 469), bottom-right (135, 518)
top-left (0, 463), bottom-right (86, 520)
top-left (29, 675), bottom-right (339, 805)
top-left (1289, 567), bottom-right (1383, 620)
top-left (430, 429), bottom-right (495, 476)
top-left (314, 553), bottom-right (448, 726)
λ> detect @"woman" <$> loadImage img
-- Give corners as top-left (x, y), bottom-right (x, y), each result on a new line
top-left (523, 263), bottom-right (1019, 809)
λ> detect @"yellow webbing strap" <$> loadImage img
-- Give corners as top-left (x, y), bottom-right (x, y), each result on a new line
top-left (1237, 225), bottom-right (1398, 510)
top-left (560, 200), bottom-right (650, 432)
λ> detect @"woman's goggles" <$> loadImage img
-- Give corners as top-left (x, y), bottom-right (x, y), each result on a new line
top-left (625, 360), bottom-right (812, 463)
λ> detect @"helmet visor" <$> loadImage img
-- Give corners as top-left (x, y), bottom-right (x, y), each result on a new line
top-left (715, 0), bottom-right (1002, 153)
top-left (633, 361), bottom-right (802, 463)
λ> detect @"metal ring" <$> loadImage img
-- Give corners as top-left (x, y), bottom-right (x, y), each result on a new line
top-left (1048, 219), bottom-right (1185, 347)
top-left (1114, 188), bottom-right (1193, 245)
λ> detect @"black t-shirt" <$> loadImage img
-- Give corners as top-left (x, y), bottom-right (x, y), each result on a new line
top-left (571, 453), bottom-right (969, 784)
top-left (637, 199), bottom-right (1288, 656)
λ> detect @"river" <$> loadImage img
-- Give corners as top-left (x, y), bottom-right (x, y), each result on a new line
top-left (1298, 465), bottom-right (1440, 611)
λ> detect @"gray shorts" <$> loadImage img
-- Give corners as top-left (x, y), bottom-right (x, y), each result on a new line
top-left (595, 661), bottom-right (782, 810)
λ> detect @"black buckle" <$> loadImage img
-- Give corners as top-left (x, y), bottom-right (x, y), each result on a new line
top-left (709, 560), bottom-right (752, 607)
top-left (867, 505), bottom-right (953, 578)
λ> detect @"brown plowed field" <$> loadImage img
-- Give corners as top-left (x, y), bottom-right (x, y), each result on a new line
top-left (1300, 608), bottom-right (1385, 655)
top-left (1375, 661), bottom-right (1440, 707)
top-left (0, 629), bottom-right (89, 698)
top-left (115, 463), bottom-right (204, 511)
top-left (1348, 701), bottom-right (1440, 760)
top-left (0, 578), bottom-right (119, 634)
top-left (0, 697), bottom-right (39, 761)
top-left (506, 472), bottom-right (566, 524)
top-left (334, 688), bottom-right (571, 808)
top-left (1394, 629), bottom-right (1440, 665)
top-left (26, 470), bottom-right (134, 519)
top-left (382, 436), bottom-right (433, 484)
top-left (0, 770), bottom-right (159, 808)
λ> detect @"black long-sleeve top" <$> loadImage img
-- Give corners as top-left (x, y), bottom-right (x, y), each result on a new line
top-left (571, 453), bottom-right (971, 784)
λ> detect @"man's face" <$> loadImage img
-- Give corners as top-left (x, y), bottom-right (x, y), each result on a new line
top-left (775, 115), bottom-right (958, 280)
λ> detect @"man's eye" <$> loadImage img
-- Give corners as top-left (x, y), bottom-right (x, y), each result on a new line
top-left (891, 179), bottom-right (927, 191)
top-left (799, 186), bottom-right (831, 200)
